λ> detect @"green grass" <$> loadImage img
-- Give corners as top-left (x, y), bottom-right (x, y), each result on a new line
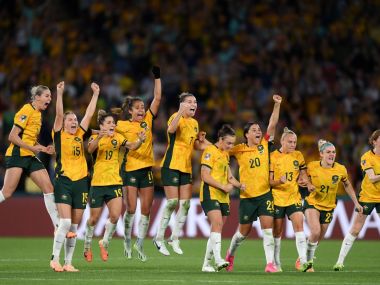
top-left (0, 238), bottom-right (379, 285)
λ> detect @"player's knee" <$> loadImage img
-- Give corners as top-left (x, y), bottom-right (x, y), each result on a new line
top-left (141, 208), bottom-right (150, 216)
top-left (59, 218), bottom-right (72, 232)
top-left (127, 208), bottom-right (136, 215)
top-left (167, 198), bottom-right (178, 210)
top-left (109, 216), bottom-right (119, 224)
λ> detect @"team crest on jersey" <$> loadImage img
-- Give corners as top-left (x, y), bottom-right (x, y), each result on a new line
top-left (204, 153), bottom-right (211, 160)
top-left (257, 145), bottom-right (264, 154)
top-left (140, 121), bottom-right (149, 130)
top-left (293, 160), bottom-right (299, 169)
top-left (74, 137), bottom-right (81, 142)
top-left (111, 139), bottom-right (118, 148)
top-left (361, 159), bottom-right (366, 166)
top-left (332, 175), bottom-right (339, 184)
top-left (130, 177), bottom-right (136, 183)
top-left (19, 115), bottom-right (27, 122)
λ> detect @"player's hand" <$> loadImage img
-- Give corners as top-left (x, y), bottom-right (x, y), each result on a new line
top-left (239, 183), bottom-right (246, 192)
top-left (31, 145), bottom-right (46, 155)
top-left (279, 175), bottom-right (286, 184)
top-left (91, 82), bottom-right (100, 96)
top-left (355, 204), bottom-right (364, 215)
top-left (152, 66), bottom-right (160, 79)
top-left (178, 102), bottom-right (191, 114)
top-left (45, 145), bottom-right (55, 155)
top-left (273, 94), bottom-right (282, 104)
top-left (98, 129), bottom-right (108, 139)
top-left (307, 183), bottom-right (316, 193)
top-left (137, 131), bottom-right (146, 143)
top-left (56, 81), bottom-right (65, 95)
top-left (223, 183), bottom-right (234, 193)
top-left (198, 131), bottom-right (206, 142)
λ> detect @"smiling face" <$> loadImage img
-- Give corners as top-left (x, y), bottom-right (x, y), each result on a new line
top-left (129, 100), bottom-right (145, 122)
top-left (182, 95), bottom-right (197, 118)
top-left (320, 145), bottom-right (336, 166)
top-left (219, 135), bottom-right (236, 151)
top-left (63, 112), bottom-right (78, 135)
top-left (281, 133), bottom-right (297, 153)
top-left (34, 90), bottom-right (52, 111)
top-left (100, 116), bottom-right (116, 135)
top-left (245, 124), bottom-right (262, 146)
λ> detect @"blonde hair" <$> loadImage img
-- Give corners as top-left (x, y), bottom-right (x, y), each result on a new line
top-left (30, 85), bottom-right (49, 100)
top-left (281, 127), bottom-right (296, 141)
top-left (318, 139), bottom-right (334, 152)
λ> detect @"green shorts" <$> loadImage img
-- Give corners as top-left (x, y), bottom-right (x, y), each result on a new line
top-left (161, 167), bottom-right (192, 186)
top-left (54, 176), bottom-right (89, 209)
top-left (201, 199), bottom-right (230, 216)
top-left (357, 202), bottom-right (380, 215)
top-left (122, 167), bottom-right (154, 188)
top-left (89, 185), bottom-right (123, 208)
top-left (5, 155), bottom-right (45, 175)
top-left (304, 200), bottom-right (334, 224)
top-left (239, 191), bottom-right (274, 224)
top-left (274, 201), bottom-right (303, 219)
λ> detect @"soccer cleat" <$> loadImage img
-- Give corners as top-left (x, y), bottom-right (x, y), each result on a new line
top-left (276, 265), bottom-right (283, 272)
top-left (306, 262), bottom-right (314, 272)
top-left (63, 264), bottom-right (79, 272)
top-left (133, 243), bottom-right (147, 262)
top-left (83, 249), bottom-right (93, 262)
top-left (153, 239), bottom-right (170, 256)
top-left (202, 264), bottom-right (216, 272)
top-left (333, 263), bottom-right (344, 271)
top-left (215, 260), bottom-right (230, 271)
top-left (225, 250), bottom-right (235, 272)
top-left (50, 260), bottom-right (64, 272)
top-left (299, 262), bottom-right (313, 272)
top-left (265, 262), bottom-right (279, 273)
top-left (124, 240), bottom-right (132, 259)
top-left (98, 240), bottom-right (109, 262)
top-left (66, 232), bottom-right (77, 239)
top-left (168, 239), bottom-right (183, 255)
top-left (295, 257), bottom-right (301, 271)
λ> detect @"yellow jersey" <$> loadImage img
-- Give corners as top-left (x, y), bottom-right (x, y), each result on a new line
top-left (306, 161), bottom-right (348, 211)
top-left (53, 127), bottom-right (88, 181)
top-left (359, 150), bottom-right (380, 203)
top-left (230, 136), bottom-right (272, 198)
top-left (270, 150), bottom-right (306, 207)
top-left (161, 113), bottom-right (199, 173)
top-left (6, 103), bottom-right (41, 157)
top-left (90, 133), bottom-right (126, 186)
top-left (200, 145), bottom-right (230, 204)
top-left (116, 110), bottom-right (155, 171)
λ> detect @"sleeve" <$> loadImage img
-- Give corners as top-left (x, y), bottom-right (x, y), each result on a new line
top-left (148, 108), bottom-right (156, 120)
top-left (341, 166), bottom-right (348, 182)
top-left (167, 113), bottom-right (176, 127)
top-left (360, 154), bottom-right (373, 172)
top-left (14, 105), bottom-right (32, 130)
top-left (229, 144), bottom-right (242, 157)
top-left (118, 134), bottom-right (127, 146)
top-left (299, 152), bottom-right (307, 170)
top-left (88, 135), bottom-right (98, 144)
top-left (77, 127), bottom-right (86, 137)
top-left (115, 121), bottom-right (126, 136)
top-left (201, 148), bottom-right (214, 169)
top-left (269, 152), bottom-right (275, 172)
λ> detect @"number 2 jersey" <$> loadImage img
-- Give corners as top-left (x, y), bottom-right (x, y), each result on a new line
top-left (89, 133), bottom-right (126, 186)
top-left (305, 161), bottom-right (348, 211)
top-left (160, 112), bottom-right (199, 174)
top-left (270, 150), bottom-right (306, 206)
top-left (53, 127), bottom-right (87, 181)
top-left (230, 135), bottom-right (272, 199)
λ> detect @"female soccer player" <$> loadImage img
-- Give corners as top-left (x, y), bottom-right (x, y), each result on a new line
top-left (115, 66), bottom-right (161, 262)
top-left (269, 127), bottom-right (310, 272)
top-left (334, 130), bottom-right (380, 271)
top-left (225, 94), bottom-right (282, 273)
top-left (154, 92), bottom-right (209, 256)
top-left (83, 110), bottom-right (145, 262)
top-left (50, 81), bottom-right (100, 272)
top-left (0, 85), bottom-right (59, 229)
top-left (200, 125), bottom-right (245, 272)
top-left (303, 139), bottom-right (363, 272)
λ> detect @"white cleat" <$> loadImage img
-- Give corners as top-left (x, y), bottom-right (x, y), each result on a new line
top-left (134, 243), bottom-right (147, 262)
top-left (215, 260), bottom-right (230, 271)
top-left (153, 239), bottom-right (170, 256)
top-left (124, 242), bottom-right (132, 259)
top-left (168, 239), bottom-right (183, 255)
top-left (202, 264), bottom-right (216, 272)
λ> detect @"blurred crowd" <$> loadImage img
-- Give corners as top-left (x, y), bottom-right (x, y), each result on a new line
top-left (1, 0), bottom-right (380, 194)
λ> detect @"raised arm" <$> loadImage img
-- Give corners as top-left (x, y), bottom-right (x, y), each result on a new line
top-left (53, 81), bottom-right (65, 132)
top-left (342, 179), bottom-right (363, 214)
top-left (80, 83), bottom-right (100, 131)
top-left (167, 102), bottom-right (190, 134)
top-left (194, 131), bottom-right (212, 151)
top-left (150, 66), bottom-right (162, 116)
top-left (266, 94), bottom-right (282, 138)
top-left (201, 165), bottom-right (234, 193)
top-left (87, 131), bottom-right (106, 154)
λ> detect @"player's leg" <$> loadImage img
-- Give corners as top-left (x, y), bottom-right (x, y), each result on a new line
top-left (0, 167), bottom-right (23, 202)
top-left (259, 215), bottom-right (277, 272)
top-left (304, 208), bottom-right (321, 270)
top-left (123, 185), bottom-right (137, 259)
top-left (289, 210), bottom-right (308, 270)
top-left (273, 216), bottom-right (284, 272)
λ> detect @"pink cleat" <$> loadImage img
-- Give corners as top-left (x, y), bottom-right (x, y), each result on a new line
top-left (295, 257), bottom-right (301, 271)
top-left (63, 264), bottom-right (79, 272)
top-left (50, 260), bottom-right (64, 272)
top-left (225, 250), bottom-right (235, 272)
top-left (265, 262), bottom-right (278, 273)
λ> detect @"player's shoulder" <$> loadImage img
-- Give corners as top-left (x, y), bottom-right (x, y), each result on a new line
top-left (361, 150), bottom-right (373, 160)
top-left (307, 160), bottom-right (320, 169)
top-left (230, 143), bottom-right (247, 153)
top-left (333, 162), bottom-right (347, 172)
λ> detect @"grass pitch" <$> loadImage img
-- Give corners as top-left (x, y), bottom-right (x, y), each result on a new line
top-left (0, 238), bottom-right (379, 285)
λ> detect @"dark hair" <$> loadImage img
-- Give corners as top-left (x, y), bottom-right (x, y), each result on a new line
top-left (369, 130), bottom-right (380, 147)
top-left (111, 96), bottom-right (143, 117)
top-left (179, 92), bottom-right (195, 102)
top-left (243, 122), bottom-right (261, 140)
top-left (97, 109), bottom-right (117, 125)
top-left (30, 85), bottom-right (50, 100)
top-left (217, 124), bottom-right (235, 139)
